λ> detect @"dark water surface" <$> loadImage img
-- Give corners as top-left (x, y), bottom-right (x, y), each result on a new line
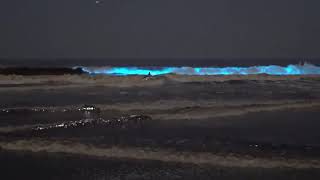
top-left (1, 58), bottom-right (320, 67)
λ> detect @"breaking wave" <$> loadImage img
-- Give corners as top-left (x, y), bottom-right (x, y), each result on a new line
top-left (77, 63), bottom-right (320, 76)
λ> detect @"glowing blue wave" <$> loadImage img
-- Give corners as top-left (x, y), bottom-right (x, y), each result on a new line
top-left (78, 63), bottom-right (320, 76)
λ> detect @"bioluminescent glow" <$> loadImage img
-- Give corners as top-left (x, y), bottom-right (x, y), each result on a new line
top-left (77, 63), bottom-right (320, 76)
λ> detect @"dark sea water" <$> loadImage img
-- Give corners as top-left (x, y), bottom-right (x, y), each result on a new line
top-left (1, 58), bottom-right (319, 67)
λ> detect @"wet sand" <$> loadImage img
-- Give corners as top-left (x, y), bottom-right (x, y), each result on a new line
top-left (2, 150), bottom-right (320, 180)
top-left (1, 74), bottom-right (320, 179)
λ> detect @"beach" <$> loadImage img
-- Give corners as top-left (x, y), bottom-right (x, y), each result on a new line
top-left (1, 74), bottom-right (320, 179)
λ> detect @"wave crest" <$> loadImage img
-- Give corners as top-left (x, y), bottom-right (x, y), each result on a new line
top-left (77, 63), bottom-right (320, 76)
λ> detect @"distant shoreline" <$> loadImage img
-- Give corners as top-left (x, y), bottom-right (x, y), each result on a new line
top-left (0, 67), bottom-right (86, 75)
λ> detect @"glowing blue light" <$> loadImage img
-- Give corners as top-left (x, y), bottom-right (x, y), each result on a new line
top-left (77, 63), bottom-right (320, 76)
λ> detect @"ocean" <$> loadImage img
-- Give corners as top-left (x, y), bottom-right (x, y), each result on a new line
top-left (1, 58), bottom-right (319, 67)
top-left (1, 58), bottom-right (320, 179)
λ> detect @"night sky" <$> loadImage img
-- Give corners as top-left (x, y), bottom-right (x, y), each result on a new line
top-left (0, 0), bottom-right (320, 62)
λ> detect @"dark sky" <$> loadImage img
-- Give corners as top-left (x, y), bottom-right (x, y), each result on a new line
top-left (0, 0), bottom-right (320, 60)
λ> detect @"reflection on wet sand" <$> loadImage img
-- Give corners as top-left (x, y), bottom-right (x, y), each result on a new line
top-left (1, 74), bottom-right (320, 179)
